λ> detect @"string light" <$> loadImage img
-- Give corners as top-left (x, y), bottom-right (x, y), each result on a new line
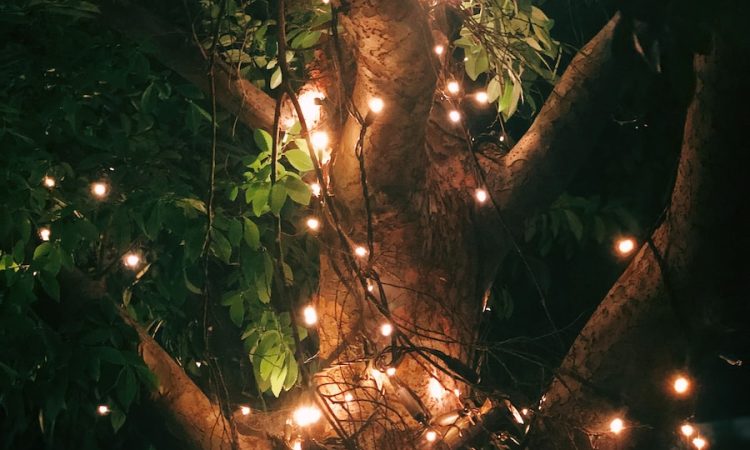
top-left (692, 437), bottom-right (707, 449)
top-left (475, 91), bottom-right (489, 103)
top-left (367, 281), bottom-right (374, 292)
top-left (354, 246), bottom-right (367, 258)
top-left (385, 367), bottom-right (396, 376)
top-left (292, 441), bottom-right (302, 450)
top-left (616, 237), bottom-right (636, 255)
top-left (428, 377), bottom-right (445, 399)
top-left (380, 323), bottom-right (393, 337)
top-left (673, 375), bottom-right (691, 395)
top-left (448, 110), bottom-right (461, 123)
top-left (38, 227), bottom-right (51, 241)
top-left (123, 252), bottom-right (141, 269)
top-left (90, 181), bottom-right (109, 199)
top-left (475, 188), bottom-right (488, 203)
top-left (310, 182), bottom-right (322, 197)
top-left (453, 388), bottom-right (461, 397)
top-left (303, 305), bottom-right (318, 326)
top-left (344, 393), bottom-right (354, 402)
top-left (195, 361), bottom-right (203, 368)
top-left (96, 405), bottom-right (110, 416)
top-left (240, 406), bottom-right (251, 416)
top-left (306, 217), bottom-right (320, 231)
top-left (434, 45), bottom-right (444, 55)
top-left (311, 131), bottom-right (329, 151)
top-left (609, 418), bottom-right (624, 434)
top-left (293, 405), bottom-right (322, 427)
top-left (447, 80), bottom-right (460, 95)
top-left (42, 176), bottom-right (56, 188)
top-left (425, 430), bottom-right (438, 442)
top-left (368, 97), bottom-right (384, 114)
top-left (681, 424), bottom-right (695, 437)
top-left (297, 91), bottom-right (324, 127)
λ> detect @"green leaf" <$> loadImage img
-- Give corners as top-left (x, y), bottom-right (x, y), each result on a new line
top-left (243, 218), bottom-right (260, 249)
top-left (253, 129), bottom-right (273, 152)
top-left (284, 148), bottom-right (314, 172)
top-left (487, 77), bottom-right (502, 103)
top-left (229, 295), bottom-right (245, 326)
top-left (251, 186), bottom-right (270, 217)
top-left (270, 363), bottom-right (287, 397)
top-left (564, 210), bottom-right (584, 242)
top-left (269, 184), bottom-right (286, 215)
top-left (269, 67), bottom-right (282, 90)
top-left (210, 229), bottom-right (232, 263)
top-left (116, 368), bottom-right (137, 410)
top-left (284, 177), bottom-right (311, 206)
top-left (38, 272), bottom-right (60, 301)
top-left (283, 351), bottom-right (298, 390)
top-left (227, 219), bottom-right (242, 247)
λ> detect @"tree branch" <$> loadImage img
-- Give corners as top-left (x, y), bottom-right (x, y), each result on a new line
top-left (481, 14), bottom-right (627, 223)
top-left (100, 1), bottom-right (275, 131)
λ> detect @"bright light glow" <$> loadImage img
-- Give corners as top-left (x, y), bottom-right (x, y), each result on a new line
top-left (426, 430), bottom-right (437, 442)
top-left (610, 418), bottom-right (624, 434)
top-left (367, 281), bottom-right (374, 293)
top-left (123, 253), bottom-right (141, 269)
top-left (354, 246), bottom-right (367, 257)
top-left (453, 388), bottom-right (460, 397)
top-left (475, 189), bottom-right (488, 203)
top-left (91, 181), bottom-right (108, 198)
top-left (38, 227), bottom-right (51, 241)
top-left (311, 131), bottom-right (329, 151)
top-left (368, 97), bottom-right (384, 114)
top-left (297, 91), bottom-right (325, 127)
top-left (292, 440), bottom-right (302, 450)
top-left (434, 45), bottom-right (444, 55)
top-left (344, 393), bottom-right (354, 402)
top-left (240, 406), bottom-right (251, 416)
top-left (692, 437), bottom-right (707, 449)
top-left (447, 81), bottom-right (460, 95)
top-left (428, 377), bottom-right (445, 399)
top-left (310, 183), bottom-right (322, 197)
top-left (303, 305), bottom-right (318, 326)
top-left (521, 408), bottom-right (529, 416)
top-left (448, 110), bottom-right (461, 123)
top-left (681, 424), bottom-right (695, 437)
top-left (97, 405), bottom-right (110, 416)
top-left (306, 217), bottom-right (320, 231)
top-left (616, 238), bottom-right (636, 255)
top-left (43, 176), bottom-right (56, 188)
top-left (293, 405), bottom-right (322, 427)
top-left (673, 376), bottom-right (690, 394)
top-left (475, 91), bottom-right (489, 103)
top-left (195, 361), bottom-right (202, 368)
top-left (380, 323), bottom-right (393, 337)
top-left (385, 367), bottom-right (396, 376)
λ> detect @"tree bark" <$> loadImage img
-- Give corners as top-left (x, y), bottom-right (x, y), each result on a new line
top-left (529, 18), bottom-right (750, 450)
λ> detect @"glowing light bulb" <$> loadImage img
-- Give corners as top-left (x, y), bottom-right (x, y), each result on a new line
top-left (354, 246), bottom-right (367, 258)
top-left (344, 393), bottom-right (354, 402)
top-left (428, 377), bottom-right (445, 399)
top-left (368, 97), bottom-right (384, 114)
top-left (447, 81), bottom-right (460, 95)
top-left (380, 323), bottom-right (393, 337)
top-left (434, 45), bottom-right (444, 55)
top-left (475, 188), bottom-right (488, 203)
top-left (311, 131), bottom-right (329, 151)
top-left (91, 181), bottom-right (108, 198)
top-left (616, 238), bottom-right (636, 255)
top-left (97, 405), bottom-right (110, 416)
top-left (367, 281), bottom-right (374, 293)
top-left (303, 305), bottom-right (318, 326)
top-left (385, 367), bottom-right (396, 376)
top-left (292, 441), bottom-right (302, 450)
top-left (448, 110), bottom-right (461, 123)
top-left (521, 408), bottom-right (529, 416)
top-left (454, 388), bottom-right (461, 397)
top-left (475, 91), bottom-right (489, 103)
top-left (681, 424), bottom-right (695, 437)
top-left (692, 437), bottom-right (706, 449)
top-left (293, 405), bottom-right (322, 427)
top-left (38, 227), bottom-right (51, 241)
top-left (609, 418), bottom-right (624, 434)
top-left (426, 430), bottom-right (437, 442)
top-left (195, 361), bottom-right (203, 368)
top-left (297, 91), bottom-right (324, 127)
top-left (43, 176), bottom-right (56, 188)
top-left (673, 376), bottom-right (690, 395)
top-left (123, 253), bottom-right (141, 269)
top-left (240, 406), bottom-right (251, 416)
top-left (310, 183), bottom-right (322, 197)
top-left (306, 217), bottom-right (320, 231)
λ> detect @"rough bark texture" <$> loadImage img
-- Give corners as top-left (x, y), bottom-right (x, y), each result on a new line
top-left (529, 18), bottom-right (750, 450)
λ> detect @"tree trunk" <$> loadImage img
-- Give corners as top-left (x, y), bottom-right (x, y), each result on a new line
top-left (529, 13), bottom-right (750, 449)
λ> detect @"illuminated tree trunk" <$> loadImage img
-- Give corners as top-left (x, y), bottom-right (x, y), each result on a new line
top-left (528, 19), bottom-right (750, 450)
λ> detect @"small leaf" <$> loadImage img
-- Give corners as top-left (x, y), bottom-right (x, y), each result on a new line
top-left (284, 148), bottom-right (313, 172)
top-left (269, 184), bottom-right (286, 215)
top-left (243, 218), bottom-right (260, 249)
top-left (269, 67), bottom-right (282, 90)
top-left (253, 129), bottom-right (273, 152)
top-left (284, 177), bottom-right (311, 205)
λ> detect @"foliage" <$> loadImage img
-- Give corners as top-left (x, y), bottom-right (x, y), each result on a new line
top-left (456, 0), bottom-right (561, 119)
